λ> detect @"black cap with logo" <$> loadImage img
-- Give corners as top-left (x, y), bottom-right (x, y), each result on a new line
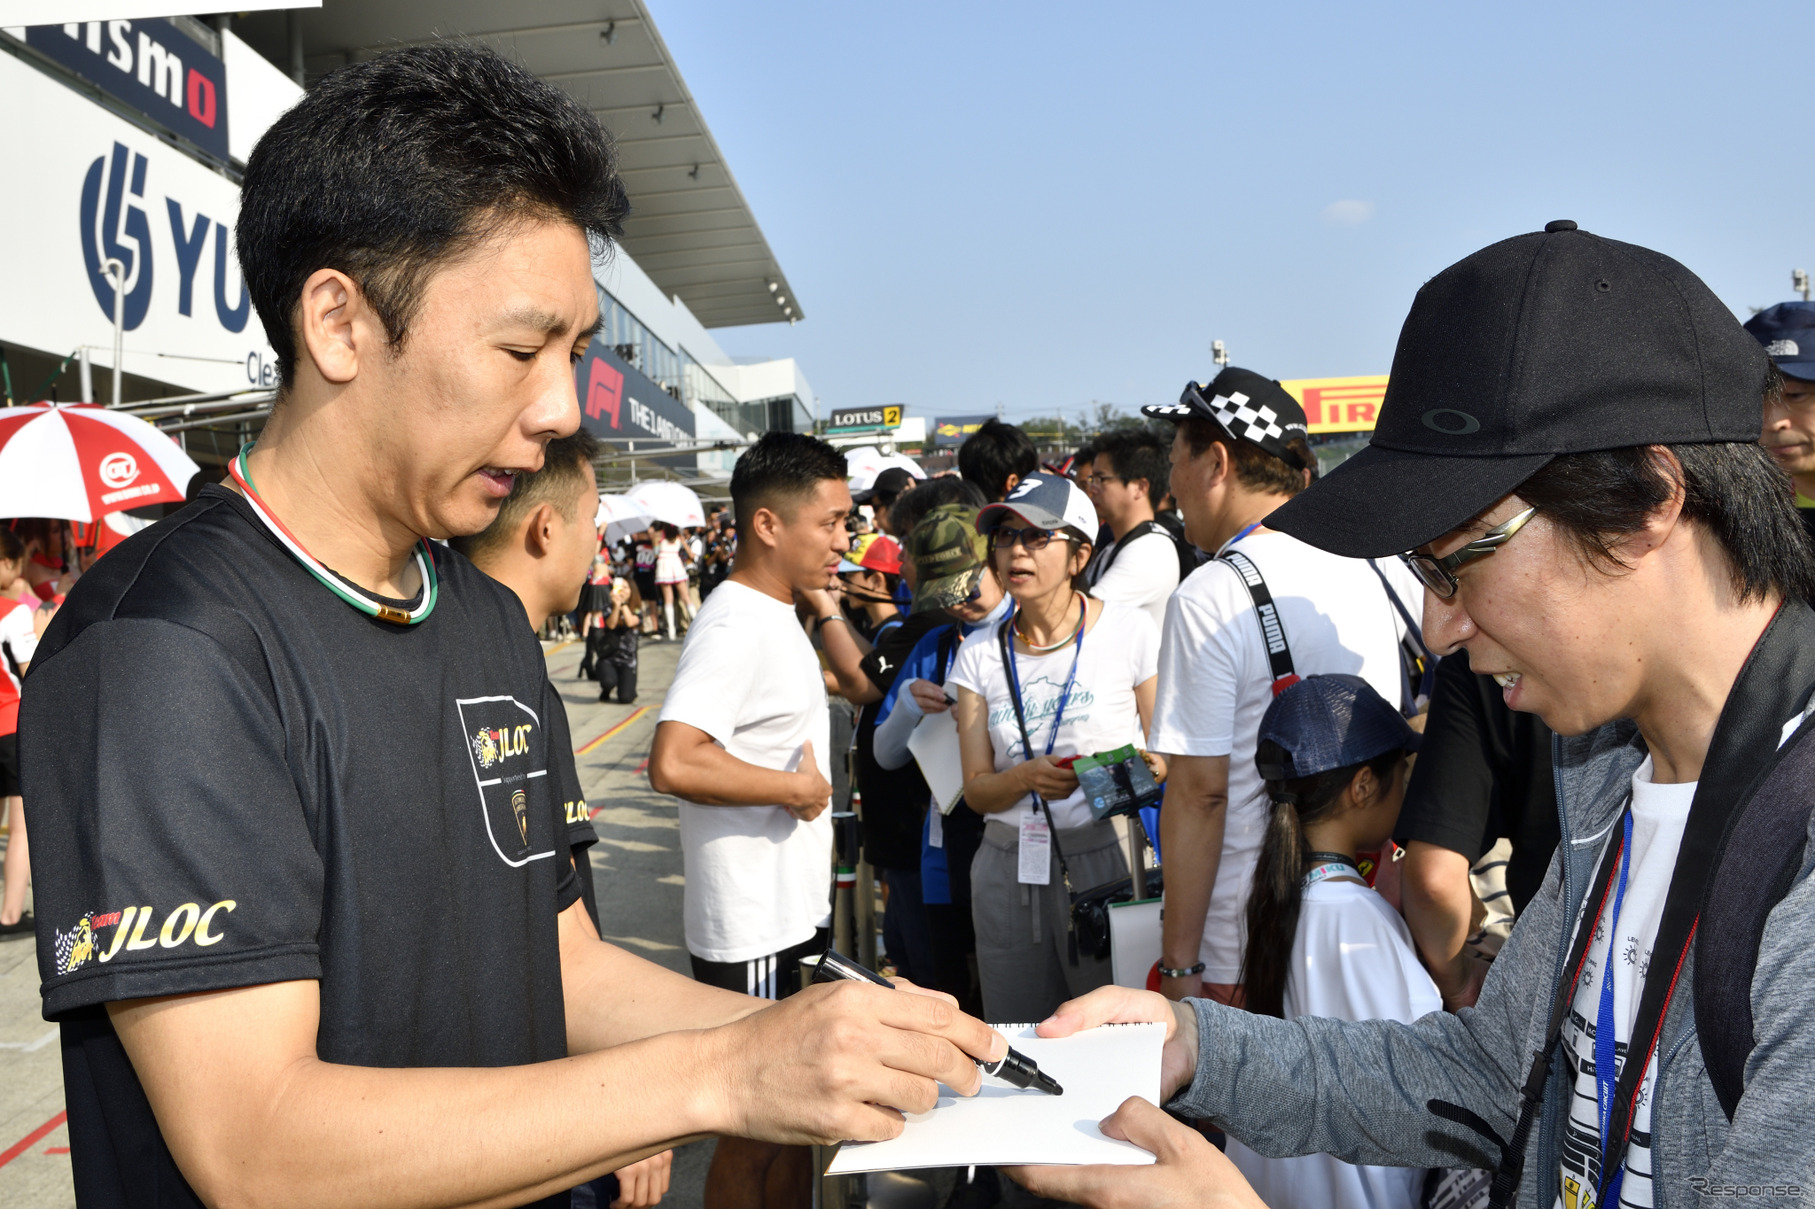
top-left (1267, 220), bottom-right (1770, 558)
top-left (1142, 367), bottom-right (1311, 471)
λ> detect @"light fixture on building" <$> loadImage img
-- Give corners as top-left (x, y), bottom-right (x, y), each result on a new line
top-left (600, 21), bottom-right (617, 44)
top-left (768, 281), bottom-right (779, 293)
top-left (776, 294), bottom-right (787, 307)
top-left (1797, 269), bottom-right (1811, 302)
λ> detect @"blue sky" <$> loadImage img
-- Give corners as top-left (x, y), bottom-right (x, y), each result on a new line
top-left (652, 1), bottom-right (1811, 425)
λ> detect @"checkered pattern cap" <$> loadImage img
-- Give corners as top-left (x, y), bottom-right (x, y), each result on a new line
top-left (1142, 367), bottom-right (1310, 469)
top-left (1254, 674), bottom-right (1420, 782)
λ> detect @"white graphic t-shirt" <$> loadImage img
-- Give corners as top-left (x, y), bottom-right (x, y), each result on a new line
top-left (946, 599), bottom-right (1159, 830)
top-left (1555, 756), bottom-right (1694, 1209)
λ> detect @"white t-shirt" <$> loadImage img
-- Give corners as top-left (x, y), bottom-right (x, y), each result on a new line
top-left (1085, 526), bottom-right (1180, 634)
top-left (1554, 756), bottom-right (1693, 1209)
top-left (1228, 877), bottom-right (1441, 1209)
top-left (658, 580), bottom-right (834, 963)
top-left (947, 599), bottom-right (1159, 830)
top-left (1147, 529), bottom-right (1421, 982)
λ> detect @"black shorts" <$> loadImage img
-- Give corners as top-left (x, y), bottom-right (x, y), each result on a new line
top-left (634, 571), bottom-right (657, 599)
top-left (0, 732), bottom-right (16, 798)
top-left (690, 929), bottom-right (828, 1001)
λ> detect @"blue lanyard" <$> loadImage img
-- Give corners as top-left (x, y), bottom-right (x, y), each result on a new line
top-left (1224, 521), bottom-right (1264, 551)
top-left (1594, 809), bottom-right (1635, 1205)
top-left (1001, 595), bottom-right (1087, 763)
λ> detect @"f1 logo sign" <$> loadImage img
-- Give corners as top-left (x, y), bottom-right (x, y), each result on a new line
top-left (585, 357), bottom-right (623, 428)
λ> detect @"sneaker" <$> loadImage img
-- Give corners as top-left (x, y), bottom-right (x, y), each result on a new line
top-left (0, 912), bottom-right (34, 938)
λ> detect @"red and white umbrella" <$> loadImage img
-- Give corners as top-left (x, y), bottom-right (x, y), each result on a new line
top-left (0, 403), bottom-right (200, 521)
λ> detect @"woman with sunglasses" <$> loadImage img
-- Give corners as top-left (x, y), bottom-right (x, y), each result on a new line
top-left (948, 473), bottom-right (1166, 1022)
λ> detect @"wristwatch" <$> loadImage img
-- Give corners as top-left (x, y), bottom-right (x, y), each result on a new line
top-left (1158, 961), bottom-right (1206, 979)
top-left (815, 614), bottom-right (848, 635)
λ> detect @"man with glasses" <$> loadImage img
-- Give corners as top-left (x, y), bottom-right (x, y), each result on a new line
top-left (1081, 429), bottom-right (1182, 631)
top-left (1136, 368), bottom-right (1423, 1007)
top-left (1011, 222), bottom-right (1815, 1209)
top-left (1746, 302), bottom-right (1815, 544)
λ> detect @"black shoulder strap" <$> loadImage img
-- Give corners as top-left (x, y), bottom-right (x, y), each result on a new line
top-left (1697, 708), bottom-right (1815, 1120)
top-left (1217, 549), bottom-right (1299, 696)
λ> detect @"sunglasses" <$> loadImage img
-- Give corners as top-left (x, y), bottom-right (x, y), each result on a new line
top-left (1405, 506), bottom-right (1537, 599)
top-left (990, 526), bottom-right (1062, 552)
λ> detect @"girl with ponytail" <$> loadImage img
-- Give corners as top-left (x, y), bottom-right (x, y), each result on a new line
top-left (1227, 674), bottom-right (1439, 1209)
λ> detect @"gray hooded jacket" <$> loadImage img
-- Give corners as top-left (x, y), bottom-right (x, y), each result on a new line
top-left (1172, 604), bottom-right (1815, 1207)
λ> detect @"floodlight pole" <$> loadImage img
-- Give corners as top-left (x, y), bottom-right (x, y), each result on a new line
top-left (1212, 339), bottom-right (1229, 368)
top-left (1796, 269), bottom-right (1811, 303)
top-left (103, 258), bottom-right (126, 408)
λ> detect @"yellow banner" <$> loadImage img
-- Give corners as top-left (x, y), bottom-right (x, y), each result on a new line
top-left (1279, 374), bottom-right (1389, 434)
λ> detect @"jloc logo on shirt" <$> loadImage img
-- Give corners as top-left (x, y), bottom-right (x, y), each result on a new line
top-left (456, 695), bottom-right (556, 869)
top-left (53, 900), bottom-right (237, 975)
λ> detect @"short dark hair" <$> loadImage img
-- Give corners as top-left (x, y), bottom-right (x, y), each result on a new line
top-left (1513, 442), bottom-right (1815, 604)
top-left (449, 429), bottom-right (600, 563)
top-left (889, 474), bottom-right (987, 536)
top-left (1176, 418), bottom-right (1314, 498)
top-left (730, 432), bottom-right (848, 527)
top-left (239, 44), bottom-right (629, 389)
top-left (1094, 430), bottom-right (1170, 508)
top-left (958, 419), bottom-right (1039, 501)
top-left (0, 526), bottom-right (23, 565)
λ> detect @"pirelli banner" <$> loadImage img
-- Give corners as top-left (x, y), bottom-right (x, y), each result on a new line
top-left (1279, 375), bottom-right (1388, 434)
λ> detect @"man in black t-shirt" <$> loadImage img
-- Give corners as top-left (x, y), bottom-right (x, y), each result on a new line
top-left (21, 46), bottom-right (1000, 1209)
top-left (1395, 648), bottom-right (1561, 1009)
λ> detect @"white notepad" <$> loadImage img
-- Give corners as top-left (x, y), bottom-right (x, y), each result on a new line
top-left (826, 1022), bottom-right (1165, 1173)
top-left (907, 707), bottom-right (966, 815)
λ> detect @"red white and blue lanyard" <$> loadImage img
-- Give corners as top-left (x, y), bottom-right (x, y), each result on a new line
top-left (1001, 596), bottom-right (1088, 774)
top-left (1594, 809), bottom-right (1636, 1206)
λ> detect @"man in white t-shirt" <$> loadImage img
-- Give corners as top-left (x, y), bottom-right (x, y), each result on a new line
top-left (1139, 368), bottom-right (1421, 1005)
top-left (648, 430), bottom-right (847, 1207)
top-left (1081, 428), bottom-right (1181, 632)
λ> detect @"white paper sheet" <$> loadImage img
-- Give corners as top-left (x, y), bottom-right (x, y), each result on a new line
top-left (826, 1022), bottom-right (1164, 1173)
top-left (907, 707), bottom-right (966, 815)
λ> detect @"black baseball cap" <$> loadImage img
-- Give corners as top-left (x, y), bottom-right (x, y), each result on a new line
top-left (853, 465), bottom-right (917, 506)
top-left (1743, 301), bottom-right (1815, 383)
top-left (1267, 221), bottom-right (1770, 558)
top-left (1142, 367), bottom-right (1311, 471)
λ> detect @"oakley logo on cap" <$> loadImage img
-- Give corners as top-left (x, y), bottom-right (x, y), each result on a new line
top-left (1769, 339), bottom-right (1801, 357)
top-left (1422, 408), bottom-right (1482, 435)
top-left (1211, 392), bottom-right (1287, 442)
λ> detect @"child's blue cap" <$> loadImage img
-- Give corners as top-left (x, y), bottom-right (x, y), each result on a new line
top-left (1255, 674), bottom-right (1420, 782)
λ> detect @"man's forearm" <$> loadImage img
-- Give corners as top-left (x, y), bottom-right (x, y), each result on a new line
top-left (1400, 841), bottom-right (1477, 995)
top-left (649, 726), bottom-right (810, 808)
top-left (113, 986), bottom-right (725, 1209)
top-left (1159, 757), bottom-right (1227, 971)
top-left (562, 902), bottom-right (764, 1052)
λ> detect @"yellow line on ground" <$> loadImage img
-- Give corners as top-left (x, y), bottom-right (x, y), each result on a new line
top-left (575, 705), bottom-right (650, 756)
top-left (545, 637), bottom-right (579, 657)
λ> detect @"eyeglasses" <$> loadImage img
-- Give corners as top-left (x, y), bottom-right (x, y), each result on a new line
top-left (1081, 473), bottom-right (1122, 490)
top-left (1405, 506), bottom-right (1537, 599)
top-left (990, 526), bottom-right (1061, 552)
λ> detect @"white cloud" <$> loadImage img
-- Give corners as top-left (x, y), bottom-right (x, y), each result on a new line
top-left (1321, 199), bottom-right (1375, 227)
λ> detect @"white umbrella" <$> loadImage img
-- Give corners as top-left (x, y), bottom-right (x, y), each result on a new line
top-left (845, 446), bottom-right (927, 493)
top-left (596, 493), bottom-right (654, 544)
top-left (0, 403), bottom-right (200, 521)
top-left (625, 480), bottom-right (706, 529)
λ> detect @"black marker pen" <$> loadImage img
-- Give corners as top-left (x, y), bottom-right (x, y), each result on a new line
top-left (812, 947), bottom-right (1064, 1096)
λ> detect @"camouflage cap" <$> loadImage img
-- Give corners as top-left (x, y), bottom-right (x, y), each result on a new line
top-left (905, 504), bottom-right (988, 613)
